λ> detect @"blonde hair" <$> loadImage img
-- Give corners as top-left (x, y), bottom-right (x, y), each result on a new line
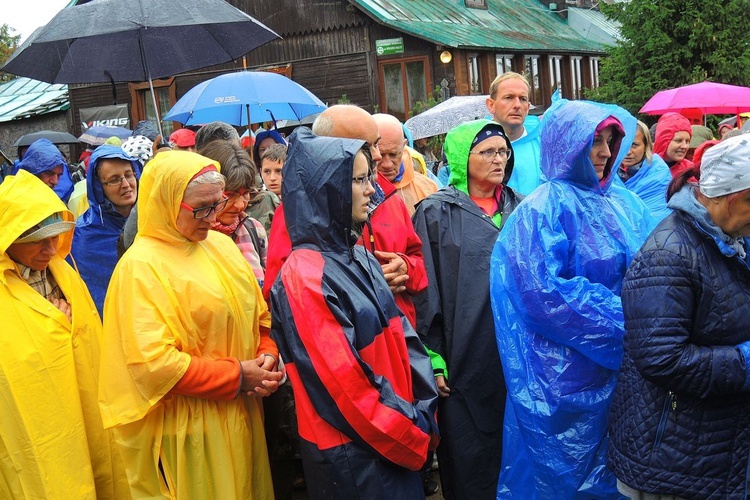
top-left (634, 120), bottom-right (654, 162)
top-left (489, 71), bottom-right (530, 99)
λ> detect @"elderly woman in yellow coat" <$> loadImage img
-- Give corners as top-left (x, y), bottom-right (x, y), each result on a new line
top-left (0, 171), bottom-right (130, 499)
top-left (99, 150), bottom-right (282, 499)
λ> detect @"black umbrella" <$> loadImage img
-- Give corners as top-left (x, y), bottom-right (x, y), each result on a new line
top-left (2, 0), bottom-right (279, 135)
top-left (12, 130), bottom-right (79, 148)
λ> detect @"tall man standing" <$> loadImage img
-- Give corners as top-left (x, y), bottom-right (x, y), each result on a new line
top-left (485, 72), bottom-right (542, 195)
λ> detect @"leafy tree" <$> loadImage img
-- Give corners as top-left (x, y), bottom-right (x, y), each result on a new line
top-left (589, 0), bottom-right (750, 117)
top-left (0, 24), bottom-right (21, 83)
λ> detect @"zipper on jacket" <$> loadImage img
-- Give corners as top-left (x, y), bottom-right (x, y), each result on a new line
top-left (652, 391), bottom-right (675, 454)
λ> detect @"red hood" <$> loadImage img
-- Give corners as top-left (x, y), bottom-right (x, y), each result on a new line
top-left (653, 112), bottom-right (692, 157)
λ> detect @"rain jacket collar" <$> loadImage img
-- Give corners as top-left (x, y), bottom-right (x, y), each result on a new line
top-left (137, 150), bottom-right (220, 244)
top-left (86, 145), bottom-right (141, 219)
top-left (446, 119), bottom-right (514, 196)
top-left (0, 171), bottom-right (75, 267)
top-left (282, 127), bottom-right (366, 253)
top-left (540, 99), bottom-right (635, 193)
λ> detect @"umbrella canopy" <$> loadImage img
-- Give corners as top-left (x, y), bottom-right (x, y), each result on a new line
top-left (639, 81), bottom-right (750, 115)
top-left (1, 0), bottom-right (279, 84)
top-left (163, 71), bottom-right (327, 127)
top-left (405, 95), bottom-right (492, 140)
top-left (12, 130), bottom-right (79, 148)
top-left (78, 125), bottom-right (133, 146)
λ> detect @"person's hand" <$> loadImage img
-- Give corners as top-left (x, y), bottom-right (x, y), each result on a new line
top-left (240, 357), bottom-right (283, 397)
top-left (374, 250), bottom-right (408, 293)
top-left (50, 298), bottom-right (72, 322)
top-left (257, 353), bottom-right (277, 372)
top-left (435, 375), bottom-right (450, 398)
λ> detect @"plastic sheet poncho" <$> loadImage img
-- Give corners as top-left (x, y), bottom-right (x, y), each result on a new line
top-left (618, 153), bottom-right (672, 223)
top-left (490, 99), bottom-right (656, 499)
top-left (13, 138), bottom-right (75, 202)
top-left (70, 145), bottom-right (141, 315)
top-left (98, 150), bottom-right (273, 499)
top-left (0, 171), bottom-right (129, 499)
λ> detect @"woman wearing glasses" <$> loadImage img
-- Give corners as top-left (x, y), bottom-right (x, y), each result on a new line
top-left (490, 100), bottom-right (655, 498)
top-left (99, 150), bottom-right (283, 500)
top-left (270, 128), bottom-right (439, 499)
top-left (200, 141), bottom-right (268, 288)
top-left (411, 119), bottom-right (523, 500)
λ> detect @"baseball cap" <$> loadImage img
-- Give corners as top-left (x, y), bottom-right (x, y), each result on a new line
top-left (170, 128), bottom-right (197, 148)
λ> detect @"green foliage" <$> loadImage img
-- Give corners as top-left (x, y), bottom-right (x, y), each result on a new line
top-left (0, 24), bottom-right (21, 83)
top-left (589, 0), bottom-right (750, 119)
top-left (337, 94), bottom-right (350, 104)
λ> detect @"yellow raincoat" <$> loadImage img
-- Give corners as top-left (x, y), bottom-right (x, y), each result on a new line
top-left (0, 171), bottom-right (130, 499)
top-left (99, 151), bottom-right (274, 500)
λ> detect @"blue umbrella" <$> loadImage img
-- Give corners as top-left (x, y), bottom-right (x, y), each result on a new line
top-left (78, 125), bottom-right (133, 146)
top-left (163, 71), bottom-right (327, 127)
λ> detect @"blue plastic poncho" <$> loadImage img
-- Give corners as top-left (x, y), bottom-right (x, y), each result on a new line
top-left (490, 99), bottom-right (656, 499)
top-left (618, 153), bottom-right (672, 223)
top-left (506, 114), bottom-right (542, 196)
top-left (13, 138), bottom-right (74, 202)
top-left (70, 146), bottom-right (141, 315)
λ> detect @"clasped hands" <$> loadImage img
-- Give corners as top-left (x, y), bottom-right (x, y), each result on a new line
top-left (374, 250), bottom-right (408, 293)
top-left (240, 354), bottom-right (284, 397)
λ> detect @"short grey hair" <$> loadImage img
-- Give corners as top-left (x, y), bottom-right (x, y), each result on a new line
top-left (195, 122), bottom-right (241, 153)
top-left (185, 169), bottom-right (225, 192)
top-left (312, 114), bottom-right (334, 136)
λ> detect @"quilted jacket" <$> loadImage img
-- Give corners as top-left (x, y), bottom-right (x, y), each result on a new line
top-left (608, 204), bottom-right (750, 499)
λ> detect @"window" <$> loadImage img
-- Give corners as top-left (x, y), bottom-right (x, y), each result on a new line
top-left (571, 57), bottom-right (583, 99)
top-left (549, 56), bottom-right (562, 96)
top-left (495, 54), bottom-right (514, 77)
top-left (590, 57), bottom-right (600, 89)
top-left (524, 55), bottom-right (542, 105)
top-left (468, 53), bottom-right (482, 95)
top-left (129, 78), bottom-right (177, 137)
top-left (378, 56), bottom-right (431, 122)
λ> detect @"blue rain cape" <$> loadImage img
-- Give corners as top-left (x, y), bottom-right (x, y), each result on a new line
top-left (505, 114), bottom-right (542, 196)
top-left (490, 99), bottom-right (656, 499)
top-left (70, 145), bottom-right (141, 315)
top-left (618, 154), bottom-right (672, 223)
top-left (13, 138), bottom-right (74, 202)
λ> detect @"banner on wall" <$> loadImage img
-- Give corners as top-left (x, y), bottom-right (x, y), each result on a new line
top-left (80, 104), bottom-right (130, 130)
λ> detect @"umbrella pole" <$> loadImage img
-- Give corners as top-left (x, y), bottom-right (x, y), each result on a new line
top-left (246, 104), bottom-right (251, 136)
top-left (138, 29), bottom-right (165, 139)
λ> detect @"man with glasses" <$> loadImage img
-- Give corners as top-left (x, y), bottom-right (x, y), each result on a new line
top-left (70, 145), bottom-right (141, 315)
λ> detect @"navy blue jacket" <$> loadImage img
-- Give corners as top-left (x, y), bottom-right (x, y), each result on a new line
top-left (608, 208), bottom-right (750, 499)
top-left (270, 128), bottom-right (438, 500)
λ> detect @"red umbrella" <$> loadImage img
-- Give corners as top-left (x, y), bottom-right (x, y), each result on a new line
top-left (640, 81), bottom-right (750, 115)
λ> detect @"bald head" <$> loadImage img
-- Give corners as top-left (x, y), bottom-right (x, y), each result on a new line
top-left (372, 113), bottom-right (407, 181)
top-left (312, 105), bottom-right (382, 162)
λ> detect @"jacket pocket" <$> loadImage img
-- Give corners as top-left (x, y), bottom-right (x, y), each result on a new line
top-left (651, 390), bottom-right (676, 455)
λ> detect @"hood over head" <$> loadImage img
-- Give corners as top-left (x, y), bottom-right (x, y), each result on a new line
top-left (136, 150), bottom-right (220, 244)
top-left (15, 138), bottom-right (68, 175)
top-left (445, 119), bottom-right (514, 195)
top-left (540, 99), bottom-right (635, 192)
top-left (0, 170), bottom-right (75, 261)
top-left (653, 112), bottom-right (692, 157)
top-left (283, 127), bottom-right (366, 252)
top-left (86, 145), bottom-right (141, 213)
top-left (253, 129), bottom-right (287, 164)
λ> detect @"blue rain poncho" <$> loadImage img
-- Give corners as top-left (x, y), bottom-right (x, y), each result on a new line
top-left (70, 146), bottom-right (141, 315)
top-left (618, 153), bottom-right (672, 223)
top-left (490, 99), bottom-right (656, 499)
top-left (13, 138), bottom-right (74, 202)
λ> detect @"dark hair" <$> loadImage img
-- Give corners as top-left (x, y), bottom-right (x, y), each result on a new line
top-left (666, 167), bottom-right (700, 201)
top-left (199, 141), bottom-right (257, 192)
top-left (359, 143), bottom-right (374, 174)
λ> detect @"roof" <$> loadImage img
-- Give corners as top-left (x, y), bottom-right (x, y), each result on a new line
top-left (567, 7), bottom-right (621, 46)
top-left (349, 0), bottom-right (609, 53)
top-left (0, 77), bottom-right (69, 123)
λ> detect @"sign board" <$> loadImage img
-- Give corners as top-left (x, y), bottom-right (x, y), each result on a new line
top-left (80, 104), bottom-right (130, 130)
top-left (375, 38), bottom-right (404, 56)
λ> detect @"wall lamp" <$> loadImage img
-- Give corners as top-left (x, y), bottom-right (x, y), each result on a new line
top-left (440, 50), bottom-right (453, 64)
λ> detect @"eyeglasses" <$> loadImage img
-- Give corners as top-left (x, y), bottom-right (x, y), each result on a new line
top-left (101, 172), bottom-right (136, 187)
top-left (352, 174), bottom-right (374, 188)
top-left (470, 148), bottom-right (512, 163)
top-left (224, 190), bottom-right (252, 202)
top-left (180, 197), bottom-right (229, 219)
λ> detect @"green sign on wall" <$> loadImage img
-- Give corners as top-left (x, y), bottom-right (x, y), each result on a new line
top-left (375, 37), bottom-right (405, 56)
